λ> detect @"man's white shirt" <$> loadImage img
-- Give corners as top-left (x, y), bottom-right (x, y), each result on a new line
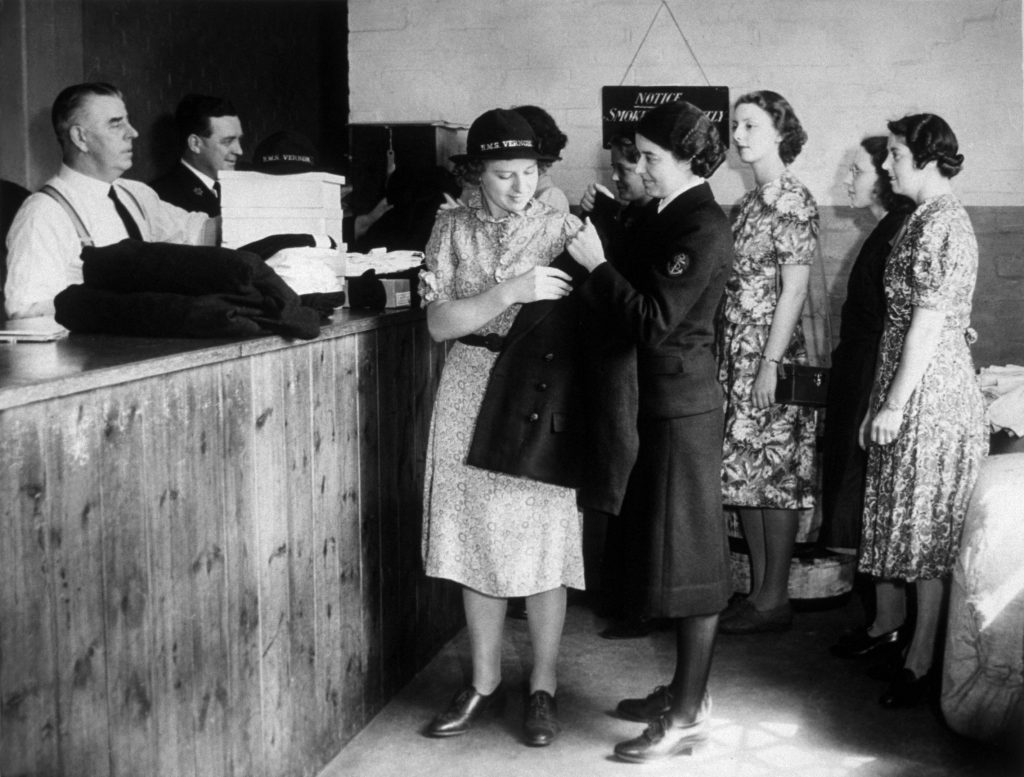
top-left (4, 165), bottom-right (215, 318)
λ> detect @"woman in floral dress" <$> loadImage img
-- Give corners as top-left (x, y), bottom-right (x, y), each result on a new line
top-left (419, 109), bottom-right (582, 745)
top-left (718, 90), bottom-right (819, 634)
top-left (858, 113), bottom-right (987, 708)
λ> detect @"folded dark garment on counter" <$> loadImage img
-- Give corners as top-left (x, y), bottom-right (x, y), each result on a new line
top-left (239, 233), bottom-right (335, 259)
top-left (65, 240), bottom-right (324, 339)
top-left (299, 291), bottom-right (347, 320)
top-left (82, 240), bottom-right (259, 295)
top-left (55, 285), bottom-right (321, 339)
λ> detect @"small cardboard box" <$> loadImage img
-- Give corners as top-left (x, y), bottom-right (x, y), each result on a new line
top-left (344, 278), bottom-right (411, 309)
top-left (381, 279), bottom-right (411, 308)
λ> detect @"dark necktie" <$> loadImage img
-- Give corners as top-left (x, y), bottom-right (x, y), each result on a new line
top-left (213, 181), bottom-right (221, 201)
top-left (108, 186), bottom-right (142, 240)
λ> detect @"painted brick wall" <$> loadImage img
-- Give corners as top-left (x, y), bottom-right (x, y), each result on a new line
top-left (349, 0), bottom-right (1024, 365)
top-left (821, 205), bottom-right (1024, 367)
top-left (349, 0), bottom-right (1023, 208)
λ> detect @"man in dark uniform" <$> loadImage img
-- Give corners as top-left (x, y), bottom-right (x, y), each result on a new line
top-left (151, 94), bottom-right (243, 216)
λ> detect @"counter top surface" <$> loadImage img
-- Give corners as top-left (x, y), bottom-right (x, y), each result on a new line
top-left (0, 308), bottom-right (424, 410)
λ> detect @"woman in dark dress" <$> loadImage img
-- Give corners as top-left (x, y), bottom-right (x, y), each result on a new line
top-left (820, 137), bottom-right (915, 555)
top-left (567, 101), bottom-right (734, 763)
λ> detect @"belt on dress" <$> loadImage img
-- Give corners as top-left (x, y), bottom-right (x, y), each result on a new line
top-left (458, 333), bottom-right (506, 352)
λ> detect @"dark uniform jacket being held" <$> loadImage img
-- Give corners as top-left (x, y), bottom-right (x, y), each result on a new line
top-left (465, 252), bottom-right (639, 516)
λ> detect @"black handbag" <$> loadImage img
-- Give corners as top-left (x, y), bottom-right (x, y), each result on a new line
top-left (775, 362), bottom-right (830, 407)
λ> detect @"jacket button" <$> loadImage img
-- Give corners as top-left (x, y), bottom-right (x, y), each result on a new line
top-left (536, 382), bottom-right (548, 392)
top-left (543, 352), bottom-right (554, 361)
top-left (528, 412), bottom-right (540, 422)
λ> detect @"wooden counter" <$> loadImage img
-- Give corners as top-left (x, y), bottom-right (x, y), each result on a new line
top-left (0, 310), bottom-right (462, 777)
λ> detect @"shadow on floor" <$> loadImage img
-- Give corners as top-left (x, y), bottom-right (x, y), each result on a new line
top-left (321, 596), bottom-right (1019, 777)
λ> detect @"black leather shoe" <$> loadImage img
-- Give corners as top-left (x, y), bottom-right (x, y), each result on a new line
top-left (425, 684), bottom-right (503, 737)
top-left (613, 693), bottom-right (711, 763)
top-left (616, 685), bottom-right (673, 722)
top-left (879, 668), bottom-right (931, 709)
top-left (830, 625), bottom-right (904, 659)
top-left (523, 690), bottom-right (560, 746)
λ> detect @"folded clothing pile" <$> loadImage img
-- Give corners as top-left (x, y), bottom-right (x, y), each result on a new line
top-left (54, 239), bottom-right (331, 339)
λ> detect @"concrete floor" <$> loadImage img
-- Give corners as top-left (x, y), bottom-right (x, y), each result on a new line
top-left (321, 597), bottom-right (1018, 777)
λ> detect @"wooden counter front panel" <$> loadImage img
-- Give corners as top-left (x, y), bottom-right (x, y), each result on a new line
top-left (0, 321), bottom-right (461, 777)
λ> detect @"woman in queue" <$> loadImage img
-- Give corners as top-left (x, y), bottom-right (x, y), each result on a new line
top-left (568, 100), bottom-right (734, 764)
top-left (513, 105), bottom-right (570, 213)
top-left (823, 136), bottom-right (915, 658)
top-left (857, 113), bottom-right (987, 707)
top-left (718, 90), bottom-right (820, 634)
top-left (419, 108), bottom-right (582, 745)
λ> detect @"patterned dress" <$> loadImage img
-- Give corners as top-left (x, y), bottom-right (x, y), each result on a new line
top-left (858, 194), bottom-right (987, 581)
top-left (719, 170), bottom-right (819, 509)
top-left (419, 196), bottom-right (585, 597)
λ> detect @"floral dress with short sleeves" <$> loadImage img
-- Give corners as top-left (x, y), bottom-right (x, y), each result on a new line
top-left (719, 170), bottom-right (820, 509)
top-left (858, 194), bottom-right (987, 581)
top-left (419, 197), bottom-right (585, 597)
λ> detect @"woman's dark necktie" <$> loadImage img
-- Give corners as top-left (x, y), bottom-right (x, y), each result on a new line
top-left (108, 186), bottom-right (142, 240)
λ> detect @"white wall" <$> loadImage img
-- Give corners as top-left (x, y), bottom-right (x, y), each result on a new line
top-left (349, 0), bottom-right (1024, 208)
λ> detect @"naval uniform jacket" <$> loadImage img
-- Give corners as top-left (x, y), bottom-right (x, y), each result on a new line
top-left (465, 252), bottom-right (639, 516)
top-left (582, 181), bottom-right (734, 615)
top-left (580, 182), bottom-right (733, 419)
top-left (151, 162), bottom-right (220, 217)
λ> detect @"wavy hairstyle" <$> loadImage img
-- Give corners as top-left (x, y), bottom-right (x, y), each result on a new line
top-left (636, 100), bottom-right (726, 178)
top-left (860, 136), bottom-right (915, 214)
top-left (513, 105), bottom-right (567, 172)
top-left (887, 113), bottom-right (963, 178)
top-left (734, 90), bottom-right (807, 164)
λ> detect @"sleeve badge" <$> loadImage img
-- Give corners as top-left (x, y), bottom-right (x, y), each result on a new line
top-left (666, 252), bottom-right (690, 276)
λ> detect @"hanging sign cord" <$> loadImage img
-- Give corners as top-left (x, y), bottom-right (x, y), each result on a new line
top-left (618, 0), bottom-right (712, 87)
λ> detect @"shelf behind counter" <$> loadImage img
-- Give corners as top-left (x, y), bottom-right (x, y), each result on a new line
top-left (0, 308), bottom-right (463, 777)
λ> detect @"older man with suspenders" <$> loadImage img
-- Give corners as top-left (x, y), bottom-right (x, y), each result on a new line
top-left (3, 82), bottom-right (216, 320)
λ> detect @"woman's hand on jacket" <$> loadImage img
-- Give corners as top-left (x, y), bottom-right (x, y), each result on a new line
top-left (500, 265), bottom-right (573, 304)
top-left (751, 360), bottom-right (778, 409)
top-left (566, 218), bottom-right (607, 272)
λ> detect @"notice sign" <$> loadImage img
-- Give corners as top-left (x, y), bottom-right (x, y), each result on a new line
top-left (601, 86), bottom-right (731, 148)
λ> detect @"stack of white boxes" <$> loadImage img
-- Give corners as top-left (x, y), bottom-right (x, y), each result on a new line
top-left (218, 170), bottom-right (347, 249)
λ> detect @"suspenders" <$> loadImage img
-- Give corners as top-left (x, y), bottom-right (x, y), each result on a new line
top-left (40, 183), bottom-right (147, 247)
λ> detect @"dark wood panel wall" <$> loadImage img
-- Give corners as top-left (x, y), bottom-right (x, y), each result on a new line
top-left (0, 317), bottom-right (461, 777)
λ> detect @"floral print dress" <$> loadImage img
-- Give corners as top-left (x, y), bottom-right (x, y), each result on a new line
top-left (719, 170), bottom-right (820, 509)
top-left (419, 196), bottom-right (585, 597)
top-left (858, 195), bottom-right (987, 581)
